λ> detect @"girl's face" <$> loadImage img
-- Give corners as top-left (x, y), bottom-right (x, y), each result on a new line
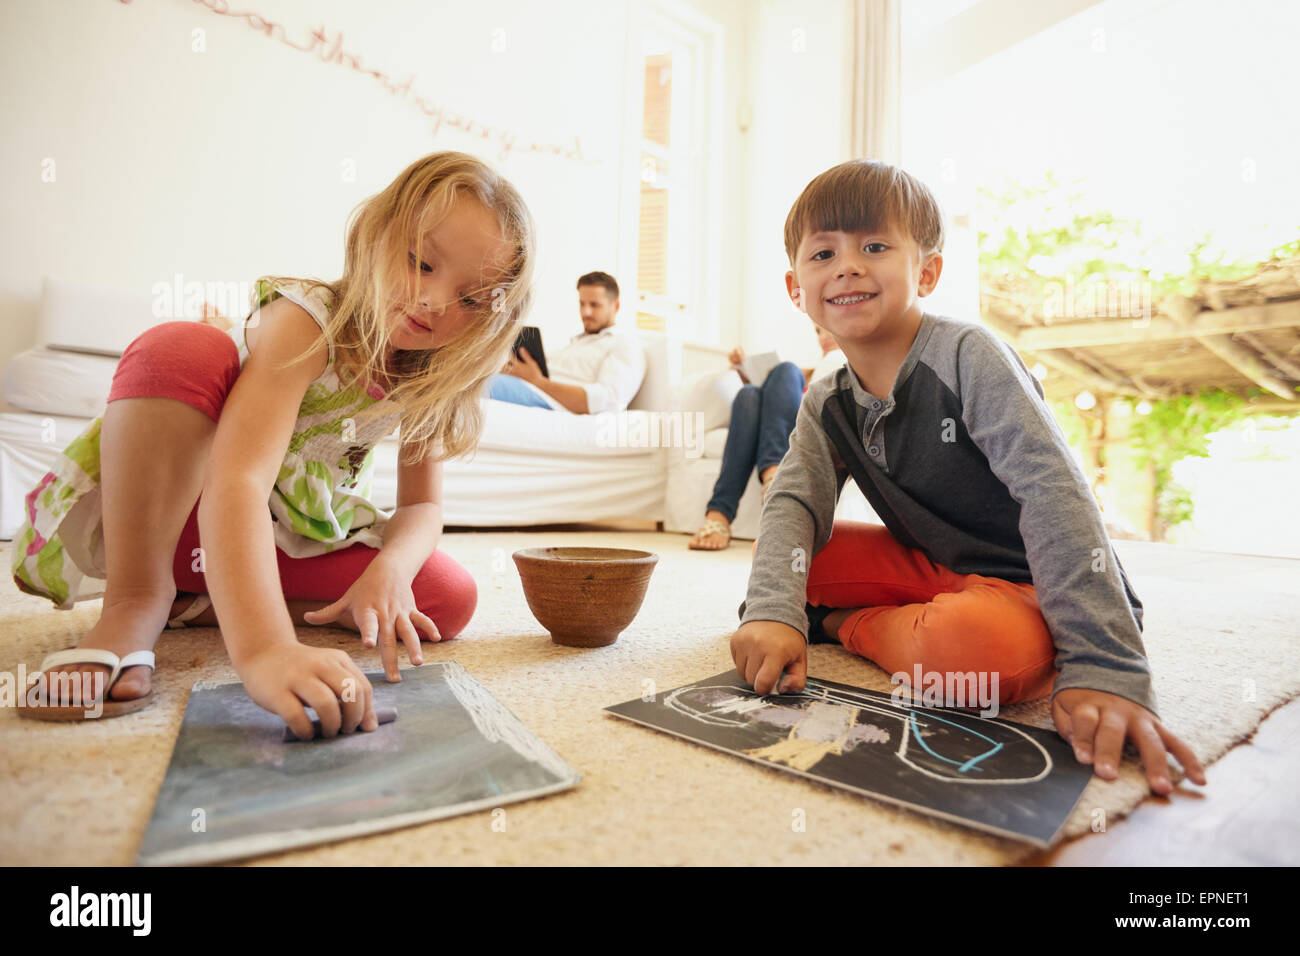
top-left (389, 197), bottom-right (514, 352)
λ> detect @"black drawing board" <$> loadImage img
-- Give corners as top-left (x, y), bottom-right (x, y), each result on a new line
top-left (138, 662), bottom-right (580, 866)
top-left (605, 670), bottom-right (1092, 847)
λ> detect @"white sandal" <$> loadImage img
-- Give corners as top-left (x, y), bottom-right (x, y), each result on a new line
top-left (167, 593), bottom-right (212, 628)
top-left (689, 518), bottom-right (732, 550)
top-left (17, 647), bottom-right (156, 721)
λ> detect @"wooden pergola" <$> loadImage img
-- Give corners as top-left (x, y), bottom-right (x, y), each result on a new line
top-left (980, 253), bottom-right (1300, 411)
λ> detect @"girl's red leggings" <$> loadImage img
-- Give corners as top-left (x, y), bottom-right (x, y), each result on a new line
top-left (805, 521), bottom-right (1058, 705)
top-left (106, 321), bottom-right (477, 639)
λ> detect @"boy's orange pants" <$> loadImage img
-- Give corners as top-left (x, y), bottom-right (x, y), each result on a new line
top-left (805, 521), bottom-right (1058, 705)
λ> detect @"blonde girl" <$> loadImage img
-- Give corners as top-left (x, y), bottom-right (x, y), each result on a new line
top-left (14, 151), bottom-right (535, 739)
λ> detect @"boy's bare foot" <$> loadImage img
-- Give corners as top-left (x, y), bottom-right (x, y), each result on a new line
top-left (818, 607), bottom-right (857, 643)
top-left (688, 511), bottom-right (732, 550)
top-left (33, 590), bottom-right (178, 705)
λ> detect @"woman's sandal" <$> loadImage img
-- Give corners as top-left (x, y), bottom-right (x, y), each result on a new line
top-left (689, 518), bottom-right (732, 550)
top-left (17, 647), bottom-right (156, 721)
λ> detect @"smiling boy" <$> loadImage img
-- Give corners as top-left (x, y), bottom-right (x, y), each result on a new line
top-left (730, 159), bottom-right (1206, 794)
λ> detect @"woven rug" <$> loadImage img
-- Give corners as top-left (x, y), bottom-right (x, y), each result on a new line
top-left (2, 532), bottom-right (1297, 865)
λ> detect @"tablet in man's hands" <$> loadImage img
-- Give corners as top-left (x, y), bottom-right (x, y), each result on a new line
top-left (513, 326), bottom-right (549, 378)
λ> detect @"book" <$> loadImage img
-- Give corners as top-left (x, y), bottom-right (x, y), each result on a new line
top-left (738, 351), bottom-right (781, 387)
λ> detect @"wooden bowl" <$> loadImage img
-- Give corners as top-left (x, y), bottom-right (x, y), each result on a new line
top-left (512, 547), bottom-right (659, 647)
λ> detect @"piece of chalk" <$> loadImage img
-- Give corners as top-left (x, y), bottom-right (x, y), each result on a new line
top-left (282, 705), bottom-right (398, 742)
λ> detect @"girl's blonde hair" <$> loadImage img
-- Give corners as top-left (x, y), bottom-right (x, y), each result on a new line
top-left (256, 151), bottom-right (536, 461)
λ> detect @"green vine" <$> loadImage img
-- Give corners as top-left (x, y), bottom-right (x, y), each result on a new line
top-left (1050, 391), bottom-right (1256, 534)
top-left (978, 174), bottom-right (1300, 305)
top-left (1049, 399), bottom-right (1090, 450)
top-left (980, 174), bottom-right (1299, 539)
top-left (1125, 390), bottom-right (1253, 535)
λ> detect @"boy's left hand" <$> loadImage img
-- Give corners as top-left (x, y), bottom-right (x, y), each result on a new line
top-left (1051, 688), bottom-right (1207, 795)
top-left (303, 557), bottom-right (442, 681)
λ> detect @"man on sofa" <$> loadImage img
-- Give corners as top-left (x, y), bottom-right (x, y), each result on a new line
top-left (489, 271), bottom-right (645, 414)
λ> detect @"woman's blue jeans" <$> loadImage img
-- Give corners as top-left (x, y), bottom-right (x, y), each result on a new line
top-left (705, 361), bottom-right (804, 523)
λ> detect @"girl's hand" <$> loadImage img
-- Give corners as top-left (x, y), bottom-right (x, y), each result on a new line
top-left (302, 556), bottom-right (442, 681)
top-left (239, 641), bottom-right (377, 740)
top-left (1051, 688), bottom-right (1207, 795)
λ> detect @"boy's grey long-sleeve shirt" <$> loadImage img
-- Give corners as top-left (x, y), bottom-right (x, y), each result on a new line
top-left (741, 312), bottom-right (1157, 715)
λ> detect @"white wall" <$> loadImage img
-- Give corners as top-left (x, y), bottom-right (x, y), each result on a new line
top-left (0, 0), bottom-right (641, 383)
top-left (0, 0), bottom-right (844, 390)
top-left (738, 0), bottom-right (848, 369)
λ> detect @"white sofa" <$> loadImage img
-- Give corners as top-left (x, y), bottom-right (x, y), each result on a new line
top-left (0, 277), bottom-right (675, 538)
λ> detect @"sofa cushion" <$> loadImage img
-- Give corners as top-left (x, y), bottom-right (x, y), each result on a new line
top-left (627, 331), bottom-right (671, 411)
top-left (1, 347), bottom-right (117, 418)
top-left (38, 276), bottom-right (161, 356)
top-left (702, 427), bottom-right (728, 460)
top-left (675, 368), bottom-right (743, 432)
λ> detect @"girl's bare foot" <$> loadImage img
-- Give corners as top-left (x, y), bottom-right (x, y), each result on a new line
top-left (168, 591), bottom-right (217, 627)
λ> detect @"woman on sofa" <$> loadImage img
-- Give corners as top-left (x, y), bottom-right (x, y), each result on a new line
top-left (688, 325), bottom-right (842, 550)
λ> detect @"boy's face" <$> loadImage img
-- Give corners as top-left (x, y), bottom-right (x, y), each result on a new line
top-left (785, 224), bottom-right (942, 348)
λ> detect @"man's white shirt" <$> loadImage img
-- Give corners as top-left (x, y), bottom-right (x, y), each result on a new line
top-left (524, 325), bottom-right (646, 413)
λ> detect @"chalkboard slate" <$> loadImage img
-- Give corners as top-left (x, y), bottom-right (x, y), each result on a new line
top-left (606, 670), bottom-right (1092, 846)
top-left (139, 662), bottom-right (580, 865)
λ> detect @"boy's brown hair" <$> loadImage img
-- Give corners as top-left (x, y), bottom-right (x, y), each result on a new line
top-left (784, 159), bottom-right (945, 265)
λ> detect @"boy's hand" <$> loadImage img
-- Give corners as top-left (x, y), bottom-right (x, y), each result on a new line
top-left (1051, 688), bottom-right (1207, 795)
top-left (239, 642), bottom-right (376, 741)
top-left (303, 556), bottom-right (441, 681)
top-left (730, 621), bottom-right (807, 695)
